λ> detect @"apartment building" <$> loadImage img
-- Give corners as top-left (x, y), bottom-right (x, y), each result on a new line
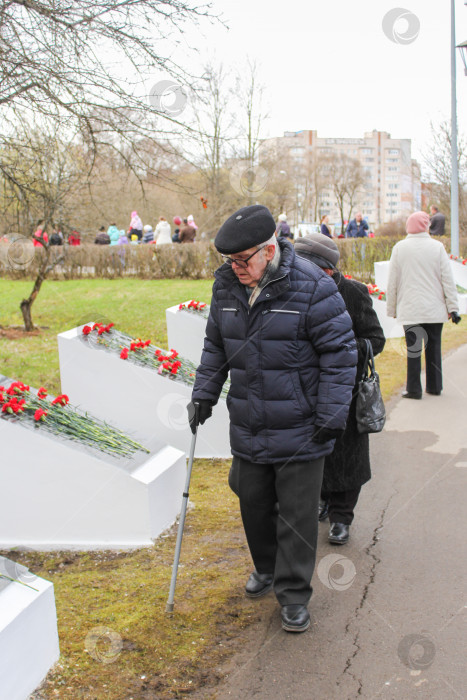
top-left (260, 129), bottom-right (422, 227)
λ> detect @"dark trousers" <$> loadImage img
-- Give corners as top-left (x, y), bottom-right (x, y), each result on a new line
top-left (229, 455), bottom-right (324, 606)
top-left (404, 323), bottom-right (443, 395)
top-left (321, 487), bottom-right (361, 525)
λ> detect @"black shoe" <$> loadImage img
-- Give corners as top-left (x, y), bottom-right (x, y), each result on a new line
top-left (245, 571), bottom-right (274, 598)
top-left (318, 499), bottom-right (329, 521)
top-left (329, 522), bottom-right (350, 545)
top-left (426, 390), bottom-right (441, 395)
top-left (402, 391), bottom-right (422, 400)
top-left (281, 604), bottom-right (310, 633)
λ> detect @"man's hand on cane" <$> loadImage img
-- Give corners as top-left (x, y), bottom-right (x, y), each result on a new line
top-left (187, 399), bottom-right (213, 434)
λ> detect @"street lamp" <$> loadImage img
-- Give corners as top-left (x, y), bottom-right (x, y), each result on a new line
top-left (458, 40), bottom-right (467, 75)
top-left (450, 0), bottom-right (466, 257)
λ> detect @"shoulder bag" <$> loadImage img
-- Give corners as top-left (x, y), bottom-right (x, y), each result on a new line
top-left (356, 339), bottom-right (386, 434)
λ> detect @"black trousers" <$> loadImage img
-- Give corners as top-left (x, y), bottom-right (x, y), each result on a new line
top-left (229, 455), bottom-right (324, 606)
top-left (321, 487), bottom-right (361, 525)
top-left (404, 323), bottom-right (443, 395)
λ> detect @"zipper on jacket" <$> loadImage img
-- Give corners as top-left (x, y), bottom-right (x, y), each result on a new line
top-left (262, 309), bottom-right (300, 315)
top-left (222, 307), bottom-right (239, 315)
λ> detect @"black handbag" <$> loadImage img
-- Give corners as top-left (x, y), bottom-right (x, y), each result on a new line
top-left (356, 339), bottom-right (386, 434)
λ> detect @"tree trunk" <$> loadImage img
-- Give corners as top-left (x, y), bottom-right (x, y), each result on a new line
top-left (20, 298), bottom-right (35, 332)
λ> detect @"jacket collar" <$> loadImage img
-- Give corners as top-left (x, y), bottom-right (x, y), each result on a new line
top-left (406, 232), bottom-right (431, 239)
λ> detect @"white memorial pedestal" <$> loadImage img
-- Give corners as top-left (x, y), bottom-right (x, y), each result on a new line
top-left (0, 383), bottom-right (186, 549)
top-left (58, 326), bottom-right (231, 459)
top-left (0, 557), bottom-right (59, 700)
top-left (370, 297), bottom-right (404, 339)
top-left (166, 302), bottom-right (209, 367)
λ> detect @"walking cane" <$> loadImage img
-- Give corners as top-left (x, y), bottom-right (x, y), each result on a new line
top-left (166, 402), bottom-right (200, 613)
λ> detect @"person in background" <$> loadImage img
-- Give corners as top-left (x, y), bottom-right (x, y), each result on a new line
top-left (33, 221), bottom-right (48, 247)
top-left (49, 227), bottom-right (63, 246)
top-left (187, 214), bottom-right (198, 231)
top-left (386, 211), bottom-right (460, 399)
top-left (142, 224), bottom-right (155, 243)
top-left (107, 223), bottom-right (120, 245)
top-left (117, 230), bottom-right (129, 245)
top-left (295, 233), bottom-right (385, 545)
top-left (320, 215), bottom-right (332, 238)
top-left (188, 205), bottom-right (357, 633)
top-left (129, 210), bottom-right (143, 241)
top-left (346, 212), bottom-right (368, 238)
top-left (276, 213), bottom-right (293, 240)
top-left (95, 227), bottom-right (110, 245)
top-left (154, 217), bottom-right (172, 245)
top-left (68, 230), bottom-right (81, 246)
top-left (172, 228), bottom-right (181, 243)
top-left (179, 218), bottom-right (196, 243)
top-left (429, 205), bottom-right (446, 237)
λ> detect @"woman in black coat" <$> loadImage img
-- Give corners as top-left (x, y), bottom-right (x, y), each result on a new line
top-left (295, 234), bottom-right (385, 544)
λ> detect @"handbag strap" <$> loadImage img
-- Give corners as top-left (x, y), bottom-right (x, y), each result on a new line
top-left (361, 338), bottom-right (376, 380)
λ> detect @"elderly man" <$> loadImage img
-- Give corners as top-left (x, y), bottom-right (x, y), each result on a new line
top-left (188, 205), bottom-right (357, 633)
top-left (346, 212), bottom-right (368, 238)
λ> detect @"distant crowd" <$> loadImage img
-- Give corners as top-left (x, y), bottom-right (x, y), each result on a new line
top-left (29, 212), bottom-right (205, 248)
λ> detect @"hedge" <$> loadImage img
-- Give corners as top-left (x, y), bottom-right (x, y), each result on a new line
top-left (1, 237), bottom-right (466, 282)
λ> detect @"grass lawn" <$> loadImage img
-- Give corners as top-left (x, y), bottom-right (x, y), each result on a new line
top-left (1, 278), bottom-right (466, 699)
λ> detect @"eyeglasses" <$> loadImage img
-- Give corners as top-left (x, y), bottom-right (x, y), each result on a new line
top-left (221, 245), bottom-right (266, 269)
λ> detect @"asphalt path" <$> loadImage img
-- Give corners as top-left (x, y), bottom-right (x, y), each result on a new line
top-left (197, 344), bottom-right (467, 700)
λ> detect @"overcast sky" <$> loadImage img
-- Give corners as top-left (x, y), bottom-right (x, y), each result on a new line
top-left (174, 0), bottom-right (467, 166)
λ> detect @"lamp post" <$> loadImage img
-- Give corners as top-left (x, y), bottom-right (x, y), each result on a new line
top-left (451, 1), bottom-right (467, 256)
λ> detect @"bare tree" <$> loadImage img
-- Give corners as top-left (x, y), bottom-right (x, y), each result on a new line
top-left (232, 58), bottom-right (268, 205)
top-left (328, 154), bottom-right (369, 234)
top-left (1, 126), bottom-right (91, 330)
top-left (423, 121), bottom-right (467, 234)
top-left (0, 0), bottom-right (215, 189)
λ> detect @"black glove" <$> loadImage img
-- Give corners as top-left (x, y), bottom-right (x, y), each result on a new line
top-left (312, 427), bottom-right (344, 444)
top-left (450, 311), bottom-right (461, 324)
top-left (187, 400), bottom-right (213, 434)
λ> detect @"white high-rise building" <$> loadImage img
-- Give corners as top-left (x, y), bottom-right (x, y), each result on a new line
top-left (260, 129), bottom-right (422, 228)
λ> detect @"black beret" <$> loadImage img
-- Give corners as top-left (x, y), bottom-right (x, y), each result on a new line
top-left (215, 205), bottom-right (276, 254)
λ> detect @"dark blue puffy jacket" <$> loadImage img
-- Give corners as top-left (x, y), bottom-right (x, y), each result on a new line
top-left (192, 240), bottom-right (357, 463)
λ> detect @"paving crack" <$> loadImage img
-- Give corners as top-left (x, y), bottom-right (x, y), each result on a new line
top-left (338, 491), bottom-right (396, 698)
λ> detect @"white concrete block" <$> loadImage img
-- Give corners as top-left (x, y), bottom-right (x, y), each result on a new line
top-left (374, 261), bottom-right (390, 291)
top-left (166, 301), bottom-right (209, 367)
top-left (58, 326), bottom-right (231, 459)
top-left (449, 259), bottom-right (467, 290)
top-left (0, 557), bottom-right (59, 700)
top-left (0, 384), bottom-right (187, 549)
top-left (370, 297), bottom-right (404, 338)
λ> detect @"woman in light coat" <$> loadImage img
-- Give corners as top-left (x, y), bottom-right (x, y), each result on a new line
top-left (154, 217), bottom-right (172, 245)
top-left (386, 211), bottom-right (460, 399)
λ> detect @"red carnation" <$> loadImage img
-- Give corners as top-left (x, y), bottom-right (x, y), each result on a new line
top-left (34, 408), bottom-right (48, 422)
top-left (104, 323), bottom-right (115, 332)
top-left (143, 339), bottom-right (151, 347)
top-left (37, 387), bottom-right (48, 399)
top-left (92, 322), bottom-right (103, 330)
top-left (120, 348), bottom-right (129, 360)
top-left (178, 303), bottom-right (185, 310)
top-left (82, 325), bottom-right (92, 335)
top-left (51, 394), bottom-right (69, 407)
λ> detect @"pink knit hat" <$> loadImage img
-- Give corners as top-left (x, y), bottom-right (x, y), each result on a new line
top-left (406, 211), bottom-right (430, 234)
